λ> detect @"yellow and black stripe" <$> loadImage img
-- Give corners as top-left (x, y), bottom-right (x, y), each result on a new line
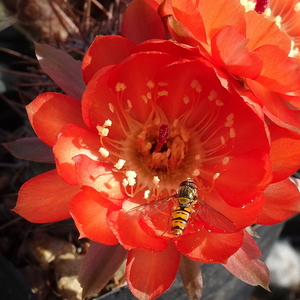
top-left (171, 206), bottom-right (192, 235)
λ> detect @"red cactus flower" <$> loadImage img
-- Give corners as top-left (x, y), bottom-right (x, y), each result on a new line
top-left (9, 34), bottom-right (300, 300)
top-left (122, 0), bottom-right (300, 134)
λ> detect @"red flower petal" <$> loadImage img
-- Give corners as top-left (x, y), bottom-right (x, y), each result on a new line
top-left (81, 65), bottom-right (127, 140)
top-left (255, 45), bottom-right (300, 93)
top-left (166, 16), bottom-right (202, 48)
top-left (269, 124), bottom-right (300, 182)
top-left (257, 179), bottom-right (300, 225)
top-left (53, 124), bottom-right (101, 185)
top-left (73, 155), bottom-right (125, 204)
top-left (79, 242), bottom-right (127, 299)
top-left (247, 80), bottom-right (300, 133)
top-left (211, 25), bottom-right (263, 79)
top-left (223, 231), bottom-right (270, 290)
top-left (126, 244), bottom-right (180, 300)
top-left (13, 170), bottom-right (80, 222)
top-left (107, 210), bottom-right (168, 251)
top-left (152, 58), bottom-right (270, 155)
top-left (131, 39), bottom-right (200, 57)
top-left (198, 0), bottom-right (246, 40)
top-left (203, 189), bottom-right (265, 230)
top-left (175, 230), bottom-right (244, 263)
top-left (121, 0), bottom-right (167, 44)
top-left (214, 150), bottom-right (272, 207)
top-left (245, 11), bottom-right (291, 53)
top-left (107, 52), bottom-right (177, 124)
top-left (170, 0), bottom-right (207, 43)
top-left (70, 191), bottom-right (118, 245)
top-left (26, 93), bottom-right (86, 147)
top-left (82, 35), bottom-right (135, 84)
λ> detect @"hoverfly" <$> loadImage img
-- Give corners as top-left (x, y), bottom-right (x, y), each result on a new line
top-left (125, 180), bottom-right (236, 236)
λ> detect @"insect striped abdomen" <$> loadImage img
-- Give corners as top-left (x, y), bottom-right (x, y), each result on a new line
top-left (171, 206), bottom-right (191, 235)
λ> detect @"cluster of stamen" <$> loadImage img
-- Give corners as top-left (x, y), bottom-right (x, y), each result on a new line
top-left (95, 78), bottom-right (236, 200)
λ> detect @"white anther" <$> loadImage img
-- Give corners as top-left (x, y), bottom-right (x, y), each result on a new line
top-left (97, 126), bottom-right (109, 137)
top-left (99, 147), bottom-right (109, 158)
top-left (104, 119), bottom-right (112, 127)
top-left (126, 170), bottom-right (137, 178)
top-left (127, 99), bottom-right (132, 109)
top-left (114, 159), bottom-right (126, 170)
top-left (213, 173), bottom-right (220, 180)
top-left (146, 92), bottom-right (152, 100)
top-left (157, 90), bottom-right (168, 96)
top-left (153, 176), bottom-right (160, 185)
top-left (127, 177), bottom-right (136, 186)
top-left (220, 136), bottom-right (226, 145)
top-left (230, 127), bottom-right (236, 138)
top-left (158, 82), bottom-right (168, 86)
top-left (144, 190), bottom-right (150, 199)
top-left (216, 99), bottom-right (224, 106)
top-left (183, 95), bottom-right (190, 104)
top-left (208, 89), bottom-right (217, 101)
top-left (222, 157), bottom-right (230, 165)
top-left (115, 82), bottom-right (126, 92)
top-left (108, 103), bottom-right (115, 113)
top-left (147, 80), bottom-right (155, 89)
top-left (192, 169), bottom-right (200, 176)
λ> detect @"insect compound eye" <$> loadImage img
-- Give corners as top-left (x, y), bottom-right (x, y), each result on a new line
top-left (180, 180), bottom-right (197, 190)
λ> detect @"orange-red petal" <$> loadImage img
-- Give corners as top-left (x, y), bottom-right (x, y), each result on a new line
top-left (257, 179), bottom-right (300, 225)
top-left (13, 170), bottom-right (80, 222)
top-left (214, 151), bottom-right (272, 207)
top-left (170, 0), bottom-right (207, 43)
top-left (70, 191), bottom-right (118, 245)
top-left (107, 210), bottom-right (168, 251)
top-left (245, 10), bottom-right (291, 53)
top-left (175, 230), bottom-right (244, 263)
top-left (247, 80), bottom-right (300, 133)
top-left (255, 45), bottom-right (300, 93)
top-left (126, 244), bottom-right (180, 300)
top-left (26, 93), bottom-right (86, 147)
top-left (203, 189), bottom-right (265, 230)
top-left (198, 0), bottom-right (246, 39)
top-left (211, 25), bottom-right (263, 79)
top-left (82, 35), bottom-right (135, 84)
top-left (81, 65), bottom-right (126, 139)
top-left (107, 52), bottom-right (177, 124)
top-left (269, 124), bottom-right (300, 182)
top-left (121, 0), bottom-right (166, 44)
top-left (72, 155), bottom-right (125, 205)
top-left (53, 124), bottom-right (101, 185)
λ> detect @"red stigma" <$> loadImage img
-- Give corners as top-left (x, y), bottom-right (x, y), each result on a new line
top-left (155, 123), bottom-right (169, 152)
top-left (255, 0), bottom-right (270, 14)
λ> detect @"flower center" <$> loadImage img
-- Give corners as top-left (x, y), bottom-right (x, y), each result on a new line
top-left (136, 122), bottom-right (188, 174)
top-left (241, 0), bottom-right (300, 57)
top-left (96, 80), bottom-right (235, 199)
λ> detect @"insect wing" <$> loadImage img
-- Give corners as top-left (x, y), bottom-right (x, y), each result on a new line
top-left (197, 200), bottom-right (236, 232)
top-left (125, 196), bottom-right (173, 218)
